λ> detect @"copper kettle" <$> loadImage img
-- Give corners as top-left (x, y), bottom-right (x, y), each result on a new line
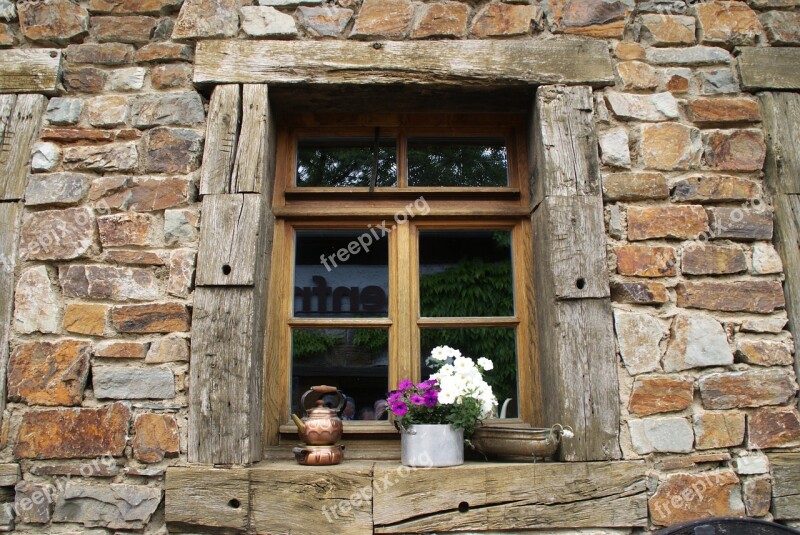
top-left (291, 385), bottom-right (345, 445)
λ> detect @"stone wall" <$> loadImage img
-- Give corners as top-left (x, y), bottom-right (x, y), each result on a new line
top-left (0, 0), bottom-right (798, 532)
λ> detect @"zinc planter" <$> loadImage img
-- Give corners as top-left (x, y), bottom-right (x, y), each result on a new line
top-left (400, 424), bottom-right (464, 467)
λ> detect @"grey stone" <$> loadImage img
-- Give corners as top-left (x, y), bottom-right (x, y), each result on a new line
top-left (614, 310), bottom-right (668, 375)
top-left (30, 142), bottom-right (61, 172)
top-left (25, 173), bottom-right (90, 206)
top-left (298, 6), bottom-right (352, 37)
top-left (130, 91), bottom-right (205, 128)
top-left (63, 143), bottom-right (138, 173)
top-left (701, 69), bottom-right (739, 95)
top-left (663, 314), bottom-right (732, 372)
top-left (146, 335), bottom-right (190, 363)
top-left (14, 266), bottom-right (60, 334)
top-left (14, 482), bottom-right (52, 524)
top-left (629, 417), bottom-right (694, 454)
top-left (18, 207), bottom-right (96, 261)
top-left (258, 0), bottom-right (324, 5)
top-left (92, 366), bottom-right (175, 400)
top-left (0, 464), bottom-right (19, 486)
top-left (168, 249), bottom-right (195, 297)
top-left (46, 97), bottom-right (84, 126)
top-left (154, 17), bottom-right (175, 40)
top-left (645, 46), bottom-right (733, 66)
top-left (607, 92), bottom-right (679, 122)
top-left (733, 453), bottom-right (769, 475)
top-left (59, 265), bottom-right (159, 302)
top-left (172, 0), bottom-right (240, 39)
top-left (607, 204), bottom-right (624, 240)
top-left (53, 482), bottom-right (161, 530)
top-left (164, 207), bottom-right (199, 245)
top-left (599, 128), bottom-right (631, 169)
top-left (636, 0), bottom-right (686, 14)
top-left (87, 95), bottom-right (129, 128)
top-left (241, 6), bottom-right (298, 37)
top-left (752, 243), bottom-right (782, 275)
top-left (0, 0), bottom-right (16, 21)
top-left (108, 67), bottom-right (146, 91)
top-left (740, 317), bottom-right (787, 334)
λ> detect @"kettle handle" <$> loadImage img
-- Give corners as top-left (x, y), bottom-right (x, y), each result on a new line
top-left (301, 385), bottom-right (346, 413)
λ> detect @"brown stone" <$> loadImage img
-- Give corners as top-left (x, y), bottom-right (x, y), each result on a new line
top-left (602, 171), bottom-right (668, 201)
top-left (168, 249), bottom-right (196, 298)
top-left (676, 280), bottom-right (784, 313)
top-left (708, 207), bottom-right (773, 241)
top-left (133, 414), bottom-right (179, 463)
top-left (111, 303), bottom-right (191, 333)
top-left (151, 63), bottom-right (193, 89)
top-left (471, 3), bottom-right (538, 37)
top-left (699, 369), bottom-right (797, 410)
top-left (615, 61), bottom-right (658, 90)
top-left (145, 127), bottom-right (204, 173)
top-left (135, 42), bottom-right (194, 63)
top-left (671, 175), bottom-right (760, 203)
top-left (351, 0), bottom-right (414, 38)
top-left (7, 340), bottom-right (90, 406)
top-left (695, 1), bottom-right (762, 46)
top-left (743, 477), bottom-right (771, 517)
top-left (761, 11), bottom-right (800, 45)
top-left (92, 176), bottom-right (194, 212)
top-left (18, 0), bottom-right (89, 43)
top-left (628, 205), bottom-right (709, 241)
top-left (145, 336), bottom-right (189, 363)
top-left (94, 340), bottom-right (149, 359)
top-left (14, 482), bottom-right (52, 524)
top-left (86, 95), bottom-right (128, 128)
top-left (0, 23), bottom-right (15, 47)
top-left (91, 15), bottom-right (157, 43)
top-left (629, 375), bottom-right (693, 416)
top-left (63, 304), bottom-right (108, 336)
top-left (411, 1), bottom-right (469, 39)
top-left (63, 143), bottom-right (138, 173)
top-left (547, 0), bottom-right (631, 38)
top-left (649, 470), bottom-right (744, 526)
top-left (693, 411), bottom-right (746, 449)
top-left (66, 43), bottom-right (134, 65)
top-left (642, 123), bottom-right (702, 170)
top-left (29, 462), bottom-right (119, 477)
top-left (19, 207), bottom-right (96, 261)
top-left (611, 281), bottom-right (668, 305)
top-left (59, 265), bottom-right (159, 301)
top-left (748, 407), bottom-right (800, 449)
top-left (40, 127), bottom-right (140, 143)
top-left (704, 129), bottom-right (766, 171)
top-left (736, 339), bottom-right (793, 366)
top-left (105, 250), bottom-right (165, 266)
top-left (173, 0), bottom-right (240, 38)
top-left (639, 14), bottom-right (696, 45)
top-left (682, 245), bottom-right (747, 275)
top-left (615, 245), bottom-right (677, 277)
top-left (63, 67), bottom-right (107, 93)
top-left (616, 42), bottom-right (645, 60)
top-left (15, 403), bottom-right (130, 459)
top-left (665, 72), bottom-right (690, 93)
top-left (97, 213), bottom-right (156, 247)
top-left (687, 98), bottom-right (761, 125)
top-left (656, 452), bottom-right (732, 471)
top-left (89, 0), bottom-right (182, 14)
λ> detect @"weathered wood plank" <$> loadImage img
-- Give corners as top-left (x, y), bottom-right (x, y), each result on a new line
top-left (770, 453), bottom-right (800, 520)
top-left (0, 50), bottom-right (62, 94)
top-left (196, 194), bottom-right (262, 286)
top-left (531, 85), bottom-right (601, 207)
top-left (250, 463), bottom-right (374, 535)
top-left (231, 84), bottom-right (274, 194)
top-left (165, 467), bottom-right (250, 533)
top-left (194, 39), bottom-right (615, 88)
top-left (739, 48), bottom-right (800, 91)
top-left (0, 202), bottom-right (21, 428)
top-left (0, 94), bottom-right (47, 200)
top-left (0, 95), bottom-right (14, 145)
top-left (189, 287), bottom-right (263, 465)
top-left (761, 92), bottom-right (800, 195)
top-left (373, 461), bottom-right (647, 532)
top-left (200, 84), bottom-right (241, 196)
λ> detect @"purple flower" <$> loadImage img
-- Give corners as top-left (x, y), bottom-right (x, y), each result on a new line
top-left (398, 379), bottom-right (413, 390)
top-left (409, 394), bottom-right (425, 406)
top-left (391, 401), bottom-right (408, 416)
top-left (416, 379), bottom-right (437, 391)
top-left (423, 389), bottom-right (438, 408)
top-left (387, 390), bottom-right (402, 404)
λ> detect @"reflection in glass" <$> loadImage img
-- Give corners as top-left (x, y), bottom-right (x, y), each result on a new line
top-left (408, 137), bottom-right (508, 187)
top-left (294, 230), bottom-right (389, 318)
top-left (291, 328), bottom-right (389, 421)
top-left (419, 230), bottom-right (513, 317)
top-left (420, 327), bottom-right (518, 418)
top-left (296, 138), bottom-right (397, 187)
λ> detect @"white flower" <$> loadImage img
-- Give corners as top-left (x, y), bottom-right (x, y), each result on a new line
top-left (477, 357), bottom-right (494, 371)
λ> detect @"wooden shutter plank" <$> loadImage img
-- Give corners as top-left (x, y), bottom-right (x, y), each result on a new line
top-left (200, 84), bottom-right (241, 195)
top-left (761, 92), bottom-right (800, 195)
top-left (196, 194), bottom-right (261, 286)
top-left (0, 50), bottom-right (62, 94)
top-left (0, 202), bottom-right (21, 426)
top-left (165, 467), bottom-right (250, 532)
top-left (739, 48), bottom-right (800, 91)
top-left (769, 453), bottom-right (800, 520)
top-left (231, 84), bottom-right (274, 194)
top-left (0, 94), bottom-right (47, 200)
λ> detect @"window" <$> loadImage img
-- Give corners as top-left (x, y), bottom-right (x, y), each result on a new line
top-left (264, 114), bottom-right (539, 444)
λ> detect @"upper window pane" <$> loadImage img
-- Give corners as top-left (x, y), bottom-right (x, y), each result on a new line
top-left (296, 138), bottom-right (397, 187)
top-left (407, 137), bottom-right (509, 187)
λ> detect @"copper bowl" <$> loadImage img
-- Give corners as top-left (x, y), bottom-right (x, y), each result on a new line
top-left (292, 444), bottom-right (345, 466)
top-left (470, 425), bottom-right (563, 461)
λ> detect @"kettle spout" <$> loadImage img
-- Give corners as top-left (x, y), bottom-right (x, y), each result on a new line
top-left (291, 413), bottom-right (305, 433)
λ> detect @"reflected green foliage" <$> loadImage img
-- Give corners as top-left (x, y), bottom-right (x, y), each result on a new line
top-left (293, 330), bottom-right (341, 358)
top-left (408, 140), bottom-right (508, 187)
top-left (352, 329), bottom-right (389, 354)
top-left (296, 143), bottom-right (397, 187)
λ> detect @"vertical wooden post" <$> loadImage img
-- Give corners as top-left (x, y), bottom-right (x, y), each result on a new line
top-left (530, 85), bottom-right (621, 461)
top-left (0, 202), bottom-right (21, 424)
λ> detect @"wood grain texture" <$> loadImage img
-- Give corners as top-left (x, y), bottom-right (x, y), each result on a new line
top-left (770, 453), bottom-right (800, 520)
top-left (200, 84), bottom-right (241, 195)
top-left (165, 467), bottom-right (250, 533)
top-left (739, 48), bottom-right (800, 91)
top-left (0, 202), bottom-right (20, 428)
top-left (761, 92), bottom-right (800, 195)
top-left (196, 194), bottom-right (262, 286)
top-left (232, 84), bottom-right (275, 194)
top-left (194, 39), bottom-right (615, 87)
top-left (530, 85), bottom-right (600, 208)
top-left (0, 50), bottom-right (61, 94)
top-left (0, 94), bottom-right (47, 200)
top-left (373, 461), bottom-right (647, 532)
top-left (188, 287), bottom-right (263, 465)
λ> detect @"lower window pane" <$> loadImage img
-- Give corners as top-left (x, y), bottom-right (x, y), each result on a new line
top-left (291, 328), bottom-right (389, 421)
top-left (420, 327), bottom-right (518, 419)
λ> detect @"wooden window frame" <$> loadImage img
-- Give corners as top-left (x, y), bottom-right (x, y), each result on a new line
top-left (262, 113), bottom-right (542, 448)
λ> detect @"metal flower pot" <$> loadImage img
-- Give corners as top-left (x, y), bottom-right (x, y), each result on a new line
top-left (400, 424), bottom-right (464, 467)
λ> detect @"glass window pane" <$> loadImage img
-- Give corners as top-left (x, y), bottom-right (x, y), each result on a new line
top-left (419, 230), bottom-right (513, 317)
top-left (295, 230), bottom-right (389, 318)
top-left (408, 137), bottom-right (508, 187)
top-left (420, 327), bottom-right (518, 419)
top-left (296, 138), bottom-right (397, 187)
top-left (292, 328), bottom-right (389, 421)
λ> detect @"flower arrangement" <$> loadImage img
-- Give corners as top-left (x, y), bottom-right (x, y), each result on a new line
top-left (386, 346), bottom-right (498, 438)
